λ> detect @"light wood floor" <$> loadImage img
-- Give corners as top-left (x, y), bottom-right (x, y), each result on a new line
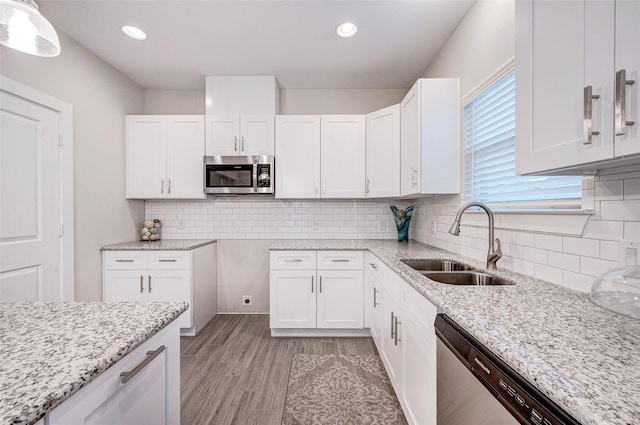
top-left (180, 314), bottom-right (378, 425)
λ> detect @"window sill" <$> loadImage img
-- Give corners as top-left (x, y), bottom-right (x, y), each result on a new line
top-left (459, 209), bottom-right (593, 236)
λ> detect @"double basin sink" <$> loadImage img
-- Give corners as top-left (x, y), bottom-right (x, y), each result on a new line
top-left (401, 259), bottom-right (514, 286)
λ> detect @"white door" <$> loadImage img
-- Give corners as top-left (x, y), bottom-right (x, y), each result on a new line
top-left (400, 82), bottom-right (420, 196)
top-left (366, 104), bottom-right (400, 198)
top-left (275, 116), bottom-right (321, 199)
top-left (614, 0), bottom-right (640, 156)
top-left (269, 270), bottom-right (317, 328)
top-left (320, 115), bottom-right (366, 198)
top-left (146, 269), bottom-right (192, 328)
top-left (316, 270), bottom-right (364, 329)
top-left (166, 116), bottom-right (205, 199)
top-left (207, 115), bottom-right (240, 156)
top-left (240, 115), bottom-right (274, 155)
top-left (126, 116), bottom-right (167, 199)
top-left (0, 91), bottom-right (61, 301)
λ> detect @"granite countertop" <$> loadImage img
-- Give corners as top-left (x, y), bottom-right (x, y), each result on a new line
top-left (101, 239), bottom-right (216, 251)
top-left (271, 239), bottom-right (640, 425)
top-left (0, 301), bottom-right (188, 425)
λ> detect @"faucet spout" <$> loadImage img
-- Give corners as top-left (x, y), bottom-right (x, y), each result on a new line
top-left (448, 202), bottom-right (502, 269)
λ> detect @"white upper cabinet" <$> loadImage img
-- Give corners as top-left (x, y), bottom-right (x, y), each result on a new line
top-left (275, 115), bottom-right (365, 199)
top-left (206, 114), bottom-right (274, 156)
top-left (321, 115), bottom-right (366, 198)
top-left (275, 115), bottom-right (321, 199)
top-left (400, 78), bottom-right (461, 196)
top-left (366, 104), bottom-right (400, 198)
top-left (126, 115), bottom-right (205, 200)
top-left (516, 0), bottom-right (640, 175)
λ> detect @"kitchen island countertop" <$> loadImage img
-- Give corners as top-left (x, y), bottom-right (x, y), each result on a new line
top-left (0, 301), bottom-right (188, 425)
top-left (101, 239), bottom-right (216, 251)
top-left (271, 239), bottom-right (640, 425)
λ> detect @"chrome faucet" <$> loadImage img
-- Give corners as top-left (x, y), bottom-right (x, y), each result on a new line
top-left (448, 202), bottom-right (502, 269)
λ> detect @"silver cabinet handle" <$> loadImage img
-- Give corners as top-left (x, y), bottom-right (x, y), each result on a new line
top-left (120, 345), bottom-right (165, 384)
top-left (284, 258), bottom-right (303, 263)
top-left (158, 259), bottom-right (177, 262)
top-left (373, 288), bottom-right (379, 307)
top-left (160, 178), bottom-right (164, 194)
top-left (241, 136), bottom-right (245, 152)
top-left (322, 179), bottom-right (326, 194)
top-left (140, 275), bottom-right (144, 293)
top-left (234, 136), bottom-right (238, 151)
top-left (116, 259), bottom-right (134, 263)
top-left (583, 85), bottom-right (600, 145)
top-left (315, 179), bottom-right (319, 194)
top-left (366, 178), bottom-right (370, 193)
top-left (311, 275), bottom-right (314, 293)
top-left (394, 317), bottom-right (402, 346)
top-left (369, 262), bottom-right (378, 270)
top-left (319, 275), bottom-right (322, 293)
top-left (167, 178), bottom-right (171, 194)
top-left (390, 312), bottom-right (396, 339)
top-left (148, 275), bottom-right (152, 292)
top-left (616, 69), bottom-right (636, 136)
top-left (331, 259), bottom-right (350, 263)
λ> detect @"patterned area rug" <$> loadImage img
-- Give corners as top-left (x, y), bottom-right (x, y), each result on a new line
top-left (282, 354), bottom-right (408, 425)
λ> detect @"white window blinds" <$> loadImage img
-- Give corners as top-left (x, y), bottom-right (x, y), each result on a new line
top-left (463, 69), bottom-right (582, 209)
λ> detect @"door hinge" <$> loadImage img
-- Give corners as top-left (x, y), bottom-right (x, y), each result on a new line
top-left (59, 224), bottom-right (64, 237)
top-left (58, 134), bottom-right (63, 146)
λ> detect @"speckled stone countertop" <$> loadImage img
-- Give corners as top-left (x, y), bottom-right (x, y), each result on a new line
top-left (101, 239), bottom-right (216, 251)
top-left (0, 301), bottom-right (188, 425)
top-left (271, 239), bottom-right (640, 425)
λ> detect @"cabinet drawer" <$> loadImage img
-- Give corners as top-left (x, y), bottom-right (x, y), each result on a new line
top-left (317, 251), bottom-right (364, 270)
top-left (147, 251), bottom-right (191, 269)
top-left (270, 251), bottom-right (316, 269)
top-left (365, 252), bottom-right (385, 280)
top-left (103, 251), bottom-right (147, 270)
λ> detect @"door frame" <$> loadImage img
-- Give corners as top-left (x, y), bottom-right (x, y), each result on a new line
top-left (1, 75), bottom-right (74, 301)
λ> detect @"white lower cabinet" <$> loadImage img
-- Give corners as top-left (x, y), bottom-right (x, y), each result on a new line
top-left (367, 253), bottom-right (438, 425)
top-left (103, 243), bottom-right (217, 336)
top-left (270, 250), bottom-right (365, 334)
top-left (47, 319), bottom-right (180, 425)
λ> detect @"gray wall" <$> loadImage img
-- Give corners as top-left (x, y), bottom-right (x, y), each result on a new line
top-left (0, 32), bottom-right (145, 301)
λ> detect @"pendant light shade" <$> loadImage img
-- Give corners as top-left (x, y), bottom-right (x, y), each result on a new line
top-left (0, 0), bottom-right (60, 57)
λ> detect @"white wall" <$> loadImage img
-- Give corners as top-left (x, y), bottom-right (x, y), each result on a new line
top-left (144, 89), bottom-right (205, 114)
top-left (0, 32), bottom-right (145, 301)
top-left (280, 89), bottom-right (407, 114)
top-left (413, 0), bottom-right (640, 292)
top-left (422, 0), bottom-right (515, 96)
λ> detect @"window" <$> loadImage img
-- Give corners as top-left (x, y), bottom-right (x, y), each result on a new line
top-left (463, 68), bottom-right (583, 209)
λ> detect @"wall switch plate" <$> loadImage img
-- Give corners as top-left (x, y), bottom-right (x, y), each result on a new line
top-left (242, 295), bottom-right (253, 307)
top-left (379, 220), bottom-right (386, 231)
top-left (619, 240), bottom-right (640, 266)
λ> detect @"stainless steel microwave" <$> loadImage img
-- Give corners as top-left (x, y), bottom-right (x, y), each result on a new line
top-left (204, 155), bottom-right (274, 195)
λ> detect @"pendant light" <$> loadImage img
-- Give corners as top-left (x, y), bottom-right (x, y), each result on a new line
top-left (0, 0), bottom-right (60, 57)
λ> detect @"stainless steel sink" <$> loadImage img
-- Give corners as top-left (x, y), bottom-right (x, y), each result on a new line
top-left (401, 259), bottom-right (474, 272)
top-left (423, 271), bottom-right (514, 286)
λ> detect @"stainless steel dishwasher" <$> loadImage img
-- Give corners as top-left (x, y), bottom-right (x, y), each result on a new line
top-left (435, 314), bottom-right (581, 425)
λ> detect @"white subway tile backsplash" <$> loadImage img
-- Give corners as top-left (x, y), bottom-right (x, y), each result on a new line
top-left (534, 264), bottom-right (563, 285)
top-left (562, 271), bottom-right (593, 293)
top-left (563, 236), bottom-right (599, 258)
top-left (548, 251), bottom-right (581, 273)
top-left (601, 200), bottom-right (640, 221)
top-left (624, 178), bottom-right (640, 200)
top-left (580, 256), bottom-right (619, 277)
top-left (625, 222), bottom-right (640, 240)
top-left (595, 180), bottom-right (623, 201)
top-left (534, 233), bottom-right (563, 252)
top-left (582, 220), bottom-right (624, 241)
top-left (523, 246), bottom-right (548, 264)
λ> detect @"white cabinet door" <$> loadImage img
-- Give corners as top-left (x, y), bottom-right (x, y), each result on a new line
top-left (366, 104), bottom-right (400, 198)
top-left (270, 270), bottom-right (317, 328)
top-left (320, 115), bottom-right (366, 198)
top-left (400, 82), bottom-right (420, 196)
top-left (240, 115), bottom-right (274, 155)
top-left (614, 0), bottom-right (640, 157)
top-left (515, 0), bottom-right (614, 174)
top-left (207, 115), bottom-right (240, 156)
top-left (381, 296), bottom-right (403, 391)
top-left (126, 117), bottom-right (167, 198)
top-left (104, 270), bottom-right (146, 303)
top-left (147, 269), bottom-right (192, 328)
top-left (275, 115), bottom-right (321, 199)
top-left (166, 116), bottom-right (205, 199)
top-left (316, 270), bottom-right (364, 329)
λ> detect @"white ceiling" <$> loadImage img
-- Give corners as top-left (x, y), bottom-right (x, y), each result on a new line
top-left (38, 0), bottom-right (475, 90)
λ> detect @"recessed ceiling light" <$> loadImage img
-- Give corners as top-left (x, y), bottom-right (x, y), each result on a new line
top-left (336, 22), bottom-right (357, 38)
top-left (122, 25), bottom-right (147, 41)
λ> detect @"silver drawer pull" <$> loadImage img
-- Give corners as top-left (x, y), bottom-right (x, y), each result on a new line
top-left (284, 259), bottom-right (303, 263)
top-left (148, 275), bottom-right (152, 292)
top-left (120, 345), bottom-right (165, 384)
top-left (394, 318), bottom-right (402, 346)
top-left (140, 275), bottom-right (144, 293)
top-left (158, 259), bottom-right (177, 262)
top-left (331, 259), bottom-right (351, 263)
top-left (116, 259), bottom-right (135, 263)
top-left (373, 288), bottom-right (379, 307)
top-left (369, 262), bottom-right (378, 270)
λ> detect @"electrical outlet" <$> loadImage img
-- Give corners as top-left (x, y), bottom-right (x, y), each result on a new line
top-left (620, 240), bottom-right (640, 266)
top-left (241, 296), bottom-right (253, 307)
top-left (379, 220), bottom-right (386, 231)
